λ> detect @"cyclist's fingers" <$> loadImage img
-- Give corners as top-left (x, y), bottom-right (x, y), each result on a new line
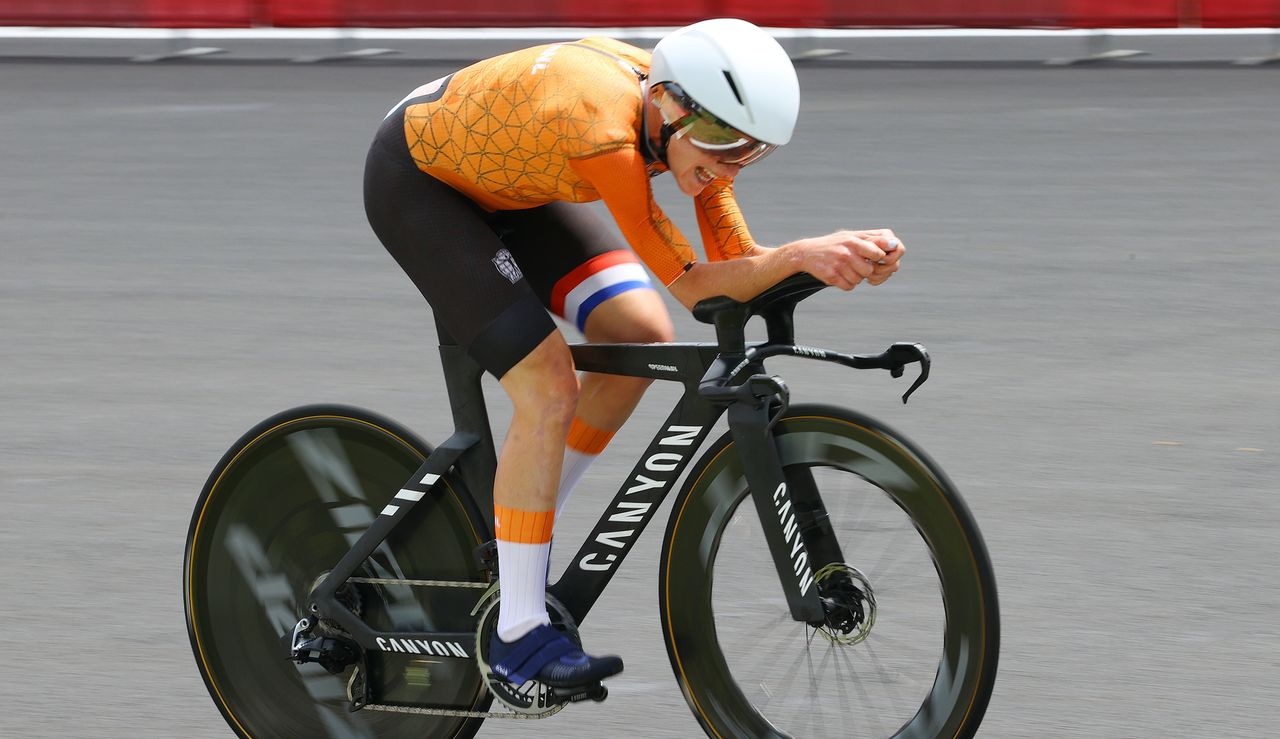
top-left (879, 239), bottom-right (905, 264)
top-left (817, 263), bottom-right (860, 291)
top-left (836, 262), bottom-right (866, 290)
top-left (870, 229), bottom-right (901, 252)
top-left (854, 227), bottom-right (899, 250)
top-left (872, 260), bottom-right (900, 278)
top-left (844, 237), bottom-right (887, 264)
top-left (842, 250), bottom-right (875, 279)
top-left (868, 262), bottom-right (899, 285)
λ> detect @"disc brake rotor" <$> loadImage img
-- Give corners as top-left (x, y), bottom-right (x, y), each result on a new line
top-left (814, 562), bottom-right (877, 645)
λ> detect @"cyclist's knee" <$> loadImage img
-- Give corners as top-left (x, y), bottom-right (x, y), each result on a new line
top-left (501, 332), bottom-right (579, 418)
top-left (584, 290), bottom-right (675, 345)
top-left (609, 317), bottom-right (675, 345)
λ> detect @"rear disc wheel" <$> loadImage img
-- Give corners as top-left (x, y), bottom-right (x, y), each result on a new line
top-left (184, 405), bottom-right (491, 738)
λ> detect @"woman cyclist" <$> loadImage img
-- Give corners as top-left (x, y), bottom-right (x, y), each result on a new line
top-left (363, 17), bottom-right (904, 691)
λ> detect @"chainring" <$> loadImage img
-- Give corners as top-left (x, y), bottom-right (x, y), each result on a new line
top-left (472, 588), bottom-right (582, 715)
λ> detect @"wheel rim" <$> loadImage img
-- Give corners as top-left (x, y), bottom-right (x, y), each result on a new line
top-left (186, 413), bottom-right (488, 738)
top-left (665, 414), bottom-right (995, 739)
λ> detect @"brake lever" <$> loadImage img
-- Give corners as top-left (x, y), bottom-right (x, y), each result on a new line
top-left (885, 343), bottom-right (930, 404)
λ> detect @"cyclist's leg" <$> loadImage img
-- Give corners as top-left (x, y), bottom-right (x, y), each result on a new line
top-left (490, 332), bottom-right (575, 641)
top-left (482, 337), bottom-right (622, 688)
top-left (365, 133), bottom-right (622, 688)
top-left (578, 286), bottom-right (674, 427)
top-left (558, 288), bottom-right (673, 515)
top-left (497, 203), bottom-right (674, 515)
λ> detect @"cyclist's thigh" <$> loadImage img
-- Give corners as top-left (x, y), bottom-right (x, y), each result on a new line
top-left (363, 133), bottom-right (555, 379)
top-left (494, 202), bottom-right (666, 338)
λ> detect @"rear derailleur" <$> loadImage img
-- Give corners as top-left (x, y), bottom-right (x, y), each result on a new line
top-left (289, 617), bottom-right (360, 675)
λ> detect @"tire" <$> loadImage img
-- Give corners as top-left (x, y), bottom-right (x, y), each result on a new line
top-left (659, 404), bottom-right (999, 738)
top-left (184, 405), bottom-right (492, 739)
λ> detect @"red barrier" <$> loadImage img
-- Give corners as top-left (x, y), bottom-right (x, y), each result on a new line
top-left (1, 0), bottom-right (1277, 28)
top-left (337, 0), bottom-right (574, 27)
top-left (0, 0), bottom-right (257, 26)
top-left (1061, 0), bottom-right (1184, 27)
top-left (1201, 0), bottom-right (1279, 25)
top-left (1, 0), bottom-right (148, 25)
top-left (808, 0), bottom-right (1072, 28)
top-left (268, 0), bottom-right (338, 26)
top-left (144, 0), bottom-right (259, 26)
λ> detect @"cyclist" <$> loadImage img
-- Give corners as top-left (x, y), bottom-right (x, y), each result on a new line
top-left (363, 17), bottom-right (904, 691)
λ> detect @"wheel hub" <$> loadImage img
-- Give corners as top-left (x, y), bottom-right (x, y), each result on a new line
top-left (814, 563), bottom-right (876, 645)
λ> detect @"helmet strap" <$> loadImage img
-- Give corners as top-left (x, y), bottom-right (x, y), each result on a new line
top-left (639, 92), bottom-right (672, 170)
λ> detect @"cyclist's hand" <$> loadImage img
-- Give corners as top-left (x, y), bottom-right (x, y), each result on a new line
top-left (862, 228), bottom-right (905, 286)
top-left (793, 231), bottom-right (889, 291)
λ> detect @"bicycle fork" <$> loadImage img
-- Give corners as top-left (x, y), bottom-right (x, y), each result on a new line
top-left (724, 386), bottom-right (846, 627)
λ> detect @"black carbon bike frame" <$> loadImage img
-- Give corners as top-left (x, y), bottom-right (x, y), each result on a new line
top-left (304, 275), bottom-right (930, 660)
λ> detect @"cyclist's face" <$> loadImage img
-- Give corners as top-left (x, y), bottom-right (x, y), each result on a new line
top-left (666, 134), bottom-right (743, 197)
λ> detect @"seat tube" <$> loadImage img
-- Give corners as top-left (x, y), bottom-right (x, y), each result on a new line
top-left (435, 317), bottom-right (498, 515)
top-left (727, 401), bottom-right (825, 623)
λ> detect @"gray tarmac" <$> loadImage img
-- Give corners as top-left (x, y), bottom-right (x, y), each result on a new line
top-left (2, 61), bottom-right (1278, 737)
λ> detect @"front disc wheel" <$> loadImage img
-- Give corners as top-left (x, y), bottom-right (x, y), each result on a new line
top-left (660, 405), bottom-right (999, 738)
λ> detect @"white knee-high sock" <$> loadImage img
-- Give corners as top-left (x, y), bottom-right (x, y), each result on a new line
top-left (495, 506), bottom-right (554, 642)
top-left (555, 417), bottom-right (616, 519)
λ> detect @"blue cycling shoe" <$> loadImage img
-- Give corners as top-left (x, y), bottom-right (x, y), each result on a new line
top-left (489, 624), bottom-right (623, 688)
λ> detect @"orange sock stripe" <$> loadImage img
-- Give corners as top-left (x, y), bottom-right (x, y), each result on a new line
top-left (566, 417), bottom-right (615, 455)
top-left (494, 505), bottom-right (555, 545)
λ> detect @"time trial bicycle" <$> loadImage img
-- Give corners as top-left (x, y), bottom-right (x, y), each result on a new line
top-left (184, 273), bottom-right (1000, 738)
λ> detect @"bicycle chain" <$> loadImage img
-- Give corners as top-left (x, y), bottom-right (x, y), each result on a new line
top-left (363, 701), bottom-right (563, 720)
top-left (346, 576), bottom-right (489, 589)
top-left (345, 576), bottom-right (565, 720)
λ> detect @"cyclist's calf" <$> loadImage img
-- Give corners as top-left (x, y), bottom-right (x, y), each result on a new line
top-left (495, 332), bottom-right (580, 512)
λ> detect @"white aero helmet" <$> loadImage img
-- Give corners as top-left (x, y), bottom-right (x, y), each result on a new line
top-left (646, 18), bottom-right (800, 166)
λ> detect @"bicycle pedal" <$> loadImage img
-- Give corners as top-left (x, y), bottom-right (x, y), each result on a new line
top-left (549, 682), bottom-right (608, 704)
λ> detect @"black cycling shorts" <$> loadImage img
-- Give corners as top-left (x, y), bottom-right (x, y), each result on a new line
top-left (364, 109), bottom-right (652, 379)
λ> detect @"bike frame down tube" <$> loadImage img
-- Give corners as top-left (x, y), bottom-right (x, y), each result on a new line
top-left (549, 341), bottom-right (824, 627)
top-left (549, 342), bottom-right (725, 625)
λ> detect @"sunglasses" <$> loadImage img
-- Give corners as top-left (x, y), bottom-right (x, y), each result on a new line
top-left (657, 83), bottom-right (778, 166)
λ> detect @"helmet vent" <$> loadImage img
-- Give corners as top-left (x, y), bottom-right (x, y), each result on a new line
top-left (721, 70), bottom-right (744, 106)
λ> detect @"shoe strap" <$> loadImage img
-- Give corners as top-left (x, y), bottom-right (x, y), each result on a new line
top-left (495, 626), bottom-right (579, 684)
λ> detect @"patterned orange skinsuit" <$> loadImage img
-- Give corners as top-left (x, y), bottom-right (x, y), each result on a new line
top-left (400, 36), bottom-right (757, 286)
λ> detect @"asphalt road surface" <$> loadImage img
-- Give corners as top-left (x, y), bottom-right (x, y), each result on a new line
top-left (2, 60), bottom-right (1278, 737)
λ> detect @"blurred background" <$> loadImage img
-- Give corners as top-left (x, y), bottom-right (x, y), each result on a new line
top-left (2, 2), bottom-right (1278, 738)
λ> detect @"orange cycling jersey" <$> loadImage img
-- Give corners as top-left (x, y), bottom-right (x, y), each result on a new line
top-left (399, 36), bottom-right (757, 286)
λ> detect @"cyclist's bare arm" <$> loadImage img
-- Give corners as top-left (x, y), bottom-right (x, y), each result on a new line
top-left (572, 149), bottom-right (905, 309)
top-left (667, 231), bottom-right (904, 310)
